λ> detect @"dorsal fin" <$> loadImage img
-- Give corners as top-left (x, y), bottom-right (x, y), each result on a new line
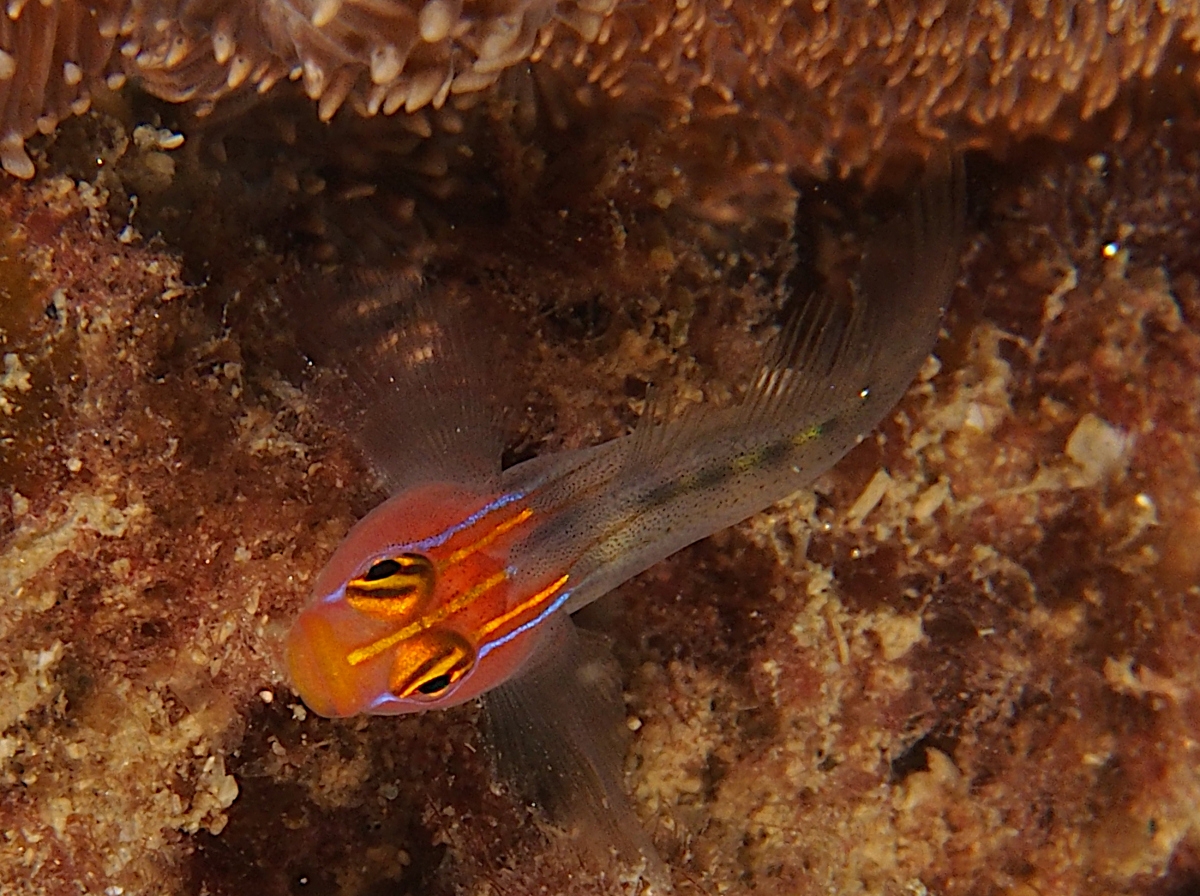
top-left (285, 269), bottom-right (507, 494)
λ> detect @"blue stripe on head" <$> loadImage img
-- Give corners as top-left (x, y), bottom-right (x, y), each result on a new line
top-left (477, 589), bottom-right (572, 659)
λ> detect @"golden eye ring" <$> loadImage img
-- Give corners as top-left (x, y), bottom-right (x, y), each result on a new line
top-left (389, 628), bottom-right (476, 700)
top-left (345, 552), bottom-right (437, 622)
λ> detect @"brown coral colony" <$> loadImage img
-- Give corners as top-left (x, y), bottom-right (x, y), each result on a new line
top-left (2, 0), bottom-right (1199, 181)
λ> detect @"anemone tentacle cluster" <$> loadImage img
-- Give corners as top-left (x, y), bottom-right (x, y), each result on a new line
top-left (2, 0), bottom-right (1199, 180)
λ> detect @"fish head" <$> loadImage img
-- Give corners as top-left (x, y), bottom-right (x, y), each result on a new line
top-left (287, 483), bottom-right (540, 717)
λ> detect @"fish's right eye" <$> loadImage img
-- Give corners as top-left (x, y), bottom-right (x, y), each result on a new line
top-left (345, 553), bottom-right (436, 622)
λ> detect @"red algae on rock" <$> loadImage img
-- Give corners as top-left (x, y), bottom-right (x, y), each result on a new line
top-left (0, 174), bottom-right (349, 894)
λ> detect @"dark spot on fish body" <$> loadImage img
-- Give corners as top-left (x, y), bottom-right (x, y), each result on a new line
top-left (759, 436), bottom-right (793, 468)
top-left (640, 475), bottom-right (691, 512)
top-left (630, 435), bottom-right (810, 529)
top-left (693, 460), bottom-right (734, 492)
top-left (730, 447), bottom-right (767, 474)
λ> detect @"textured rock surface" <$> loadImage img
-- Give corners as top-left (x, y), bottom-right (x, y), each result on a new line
top-left (3, 0), bottom-right (1200, 194)
top-left (1, 88), bottom-right (1199, 896)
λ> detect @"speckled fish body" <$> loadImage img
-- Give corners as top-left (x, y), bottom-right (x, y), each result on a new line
top-left (289, 409), bottom-right (872, 720)
top-left (285, 155), bottom-right (964, 888)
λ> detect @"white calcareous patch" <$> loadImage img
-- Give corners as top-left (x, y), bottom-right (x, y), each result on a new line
top-left (0, 352), bottom-right (32, 415)
top-left (1065, 412), bottom-right (1132, 486)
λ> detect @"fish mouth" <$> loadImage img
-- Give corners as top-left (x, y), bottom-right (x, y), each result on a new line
top-left (285, 609), bottom-right (372, 719)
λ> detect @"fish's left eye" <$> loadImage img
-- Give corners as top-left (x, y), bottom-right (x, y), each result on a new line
top-left (416, 674), bottom-right (452, 695)
top-left (390, 629), bottom-right (475, 700)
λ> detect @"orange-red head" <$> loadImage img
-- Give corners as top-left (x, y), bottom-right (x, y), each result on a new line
top-left (286, 483), bottom-right (566, 717)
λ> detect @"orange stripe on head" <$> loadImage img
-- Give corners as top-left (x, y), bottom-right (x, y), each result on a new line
top-left (347, 568), bottom-right (509, 666)
top-left (439, 507), bottom-right (533, 570)
top-left (477, 574), bottom-right (570, 639)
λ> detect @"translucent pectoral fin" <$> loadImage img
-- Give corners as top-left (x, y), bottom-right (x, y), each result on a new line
top-left (482, 616), bottom-right (671, 893)
top-left (283, 269), bottom-right (509, 494)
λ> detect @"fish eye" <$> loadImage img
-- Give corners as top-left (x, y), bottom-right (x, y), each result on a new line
top-left (364, 558), bottom-right (402, 581)
top-left (389, 629), bottom-right (475, 700)
top-left (345, 553), bottom-right (436, 622)
top-left (416, 673), bottom-right (453, 695)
